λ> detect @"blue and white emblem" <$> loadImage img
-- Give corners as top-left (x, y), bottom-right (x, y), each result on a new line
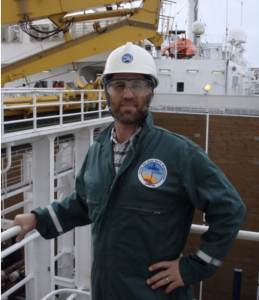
top-left (121, 53), bottom-right (133, 64)
top-left (138, 159), bottom-right (167, 188)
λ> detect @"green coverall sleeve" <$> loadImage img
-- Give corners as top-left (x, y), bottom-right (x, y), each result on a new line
top-left (179, 147), bottom-right (247, 285)
top-left (32, 154), bottom-right (92, 240)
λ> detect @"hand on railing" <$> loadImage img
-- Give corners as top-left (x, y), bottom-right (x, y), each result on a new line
top-left (1, 225), bottom-right (21, 243)
top-left (10, 213), bottom-right (37, 242)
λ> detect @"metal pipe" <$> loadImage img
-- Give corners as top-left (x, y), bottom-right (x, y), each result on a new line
top-left (2, 224), bottom-right (258, 253)
top-left (1, 225), bottom-right (21, 243)
top-left (54, 276), bottom-right (75, 288)
top-left (1, 260), bottom-right (24, 278)
top-left (205, 113), bottom-right (209, 154)
top-left (54, 250), bottom-right (66, 262)
top-left (65, 286), bottom-right (85, 300)
top-left (174, 24), bottom-right (177, 59)
top-left (1, 231), bottom-right (40, 259)
top-left (41, 288), bottom-right (90, 300)
top-left (1, 275), bottom-right (32, 300)
top-left (66, 293), bottom-right (77, 300)
top-left (1, 199), bottom-right (32, 215)
top-left (1, 144), bottom-right (13, 174)
top-left (191, 224), bottom-right (259, 242)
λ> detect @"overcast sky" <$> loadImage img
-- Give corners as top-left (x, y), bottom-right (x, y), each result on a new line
top-left (172, 0), bottom-right (259, 67)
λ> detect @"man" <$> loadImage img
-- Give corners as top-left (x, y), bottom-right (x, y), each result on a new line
top-left (12, 42), bottom-right (246, 300)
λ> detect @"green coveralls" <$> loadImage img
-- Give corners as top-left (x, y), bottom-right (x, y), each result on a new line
top-left (34, 112), bottom-right (246, 300)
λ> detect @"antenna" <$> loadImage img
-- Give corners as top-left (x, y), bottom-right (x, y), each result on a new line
top-left (225, 0), bottom-right (229, 45)
top-left (240, 0), bottom-right (250, 27)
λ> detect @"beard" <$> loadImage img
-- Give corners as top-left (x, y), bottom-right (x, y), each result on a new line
top-left (109, 96), bottom-right (150, 125)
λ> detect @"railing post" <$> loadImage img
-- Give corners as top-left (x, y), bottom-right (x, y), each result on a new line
top-left (98, 91), bottom-right (102, 119)
top-left (25, 135), bottom-right (56, 299)
top-left (1, 92), bottom-right (4, 136)
top-left (232, 269), bottom-right (242, 300)
top-left (74, 128), bottom-right (93, 299)
top-left (59, 91), bottom-right (63, 126)
top-left (81, 91), bottom-right (85, 122)
top-left (32, 91), bottom-right (37, 130)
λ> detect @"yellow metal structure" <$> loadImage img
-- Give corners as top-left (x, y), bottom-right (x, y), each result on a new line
top-left (1, 0), bottom-right (141, 25)
top-left (1, 0), bottom-right (163, 86)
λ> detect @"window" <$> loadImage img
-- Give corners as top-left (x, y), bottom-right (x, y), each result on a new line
top-left (34, 81), bottom-right (48, 88)
top-left (10, 25), bottom-right (22, 42)
top-left (1, 27), bottom-right (9, 43)
top-left (53, 81), bottom-right (64, 88)
top-left (177, 82), bottom-right (184, 92)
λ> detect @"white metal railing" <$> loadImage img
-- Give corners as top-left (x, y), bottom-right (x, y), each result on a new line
top-left (150, 104), bottom-right (259, 116)
top-left (1, 275), bottom-right (33, 300)
top-left (1, 229), bottom-right (40, 258)
top-left (41, 288), bottom-right (90, 300)
top-left (1, 224), bottom-right (259, 299)
top-left (190, 224), bottom-right (259, 242)
top-left (3, 224), bottom-right (259, 246)
top-left (1, 88), bottom-right (109, 138)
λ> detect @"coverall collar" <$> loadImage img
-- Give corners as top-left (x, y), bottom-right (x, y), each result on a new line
top-left (95, 111), bottom-right (154, 146)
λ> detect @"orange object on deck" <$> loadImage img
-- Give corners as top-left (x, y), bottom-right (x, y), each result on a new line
top-left (162, 38), bottom-right (196, 59)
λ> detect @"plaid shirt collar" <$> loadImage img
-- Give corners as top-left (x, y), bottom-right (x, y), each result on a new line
top-left (110, 126), bottom-right (141, 147)
top-left (111, 126), bottom-right (142, 173)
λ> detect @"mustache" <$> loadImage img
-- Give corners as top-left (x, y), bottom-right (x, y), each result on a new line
top-left (120, 99), bottom-right (137, 105)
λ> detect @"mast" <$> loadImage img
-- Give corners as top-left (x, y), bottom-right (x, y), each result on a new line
top-left (188, 0), bottom-right (199, 43)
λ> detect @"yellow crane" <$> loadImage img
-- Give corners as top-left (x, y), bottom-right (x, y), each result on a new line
top-left (1, 0), bottom-right (163, 86)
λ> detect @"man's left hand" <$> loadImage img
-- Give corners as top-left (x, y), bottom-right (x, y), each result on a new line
top-left (146, 257), bottom-right (184, 294)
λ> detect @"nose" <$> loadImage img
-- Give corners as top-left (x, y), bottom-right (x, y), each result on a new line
top-left (123, 86), bottom-right (135, 97)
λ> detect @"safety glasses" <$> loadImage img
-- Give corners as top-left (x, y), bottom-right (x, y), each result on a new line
top-left (105, 78), bottom-right (153, 97)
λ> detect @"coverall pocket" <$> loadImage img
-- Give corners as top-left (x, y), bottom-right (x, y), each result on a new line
top-left (116, 204), bottom-right (168, 268)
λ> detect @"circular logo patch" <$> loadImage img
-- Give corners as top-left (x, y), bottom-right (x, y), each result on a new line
top-left (121, 53), bottom-right (133, 63)
top-left (138, 159), bottom-right (167, 188)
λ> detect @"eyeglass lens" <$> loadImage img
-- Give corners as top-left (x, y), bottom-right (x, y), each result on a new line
top-left (107, 79), bottom-right (152, 96)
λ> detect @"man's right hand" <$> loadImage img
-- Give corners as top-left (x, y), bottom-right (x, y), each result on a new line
top-left (10, 213), bottom-right (37, 242)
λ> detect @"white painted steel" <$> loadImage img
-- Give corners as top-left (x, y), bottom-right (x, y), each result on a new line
top-left (191, 224), bottom-right (259, 242)
top-left (28, 136), bottom-right (56, 299)
top-left (56, 140), bottom-right (75, 283)
top-left (1, 225), bottom-right (21, 243)
top-left (1, 144), bottom-right (13, 174)
top-left (74, 128), bottom-right (93, 298)
top-left (41, 288), bottom-right (90, 300)
top-left (205, 112), bottom-right (209, 154)
top-left (54, 276), bottom-right (75, 288)
top-left (1, 231), bottom-right (40, 258)
top-left (3, 224), bottom-right (259, 252)
top-left (1, 199), bottom-right (32, 215)
top-left (1, 89), bottom-right (109, 142)
top-left (151, 94), bottom-right (259, 114)
top-left (1, 275), bottom-right (33, 300)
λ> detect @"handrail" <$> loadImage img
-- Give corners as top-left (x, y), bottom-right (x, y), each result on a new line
top-left (41, 288), bottom-right (90, 300)
top-left (150, 104), bottom-right (259, 117)
top-left (2, 224), bottom-right (259, 246)
top-left (1, 230), bottom-right (40, 259)
top-left (1, 275), bottom-right (33, 300)
top-left (191, 224), bottom-right (259, 242)
top-left (1, 88), bottom-right (109, 139)
top-left (1, 224), bottom-right (258, 300)
top-left (1, 225), bottom-right (21, 243)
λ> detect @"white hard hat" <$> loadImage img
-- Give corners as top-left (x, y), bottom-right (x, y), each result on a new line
top-left (101, 42), bottom-right (159, 87)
